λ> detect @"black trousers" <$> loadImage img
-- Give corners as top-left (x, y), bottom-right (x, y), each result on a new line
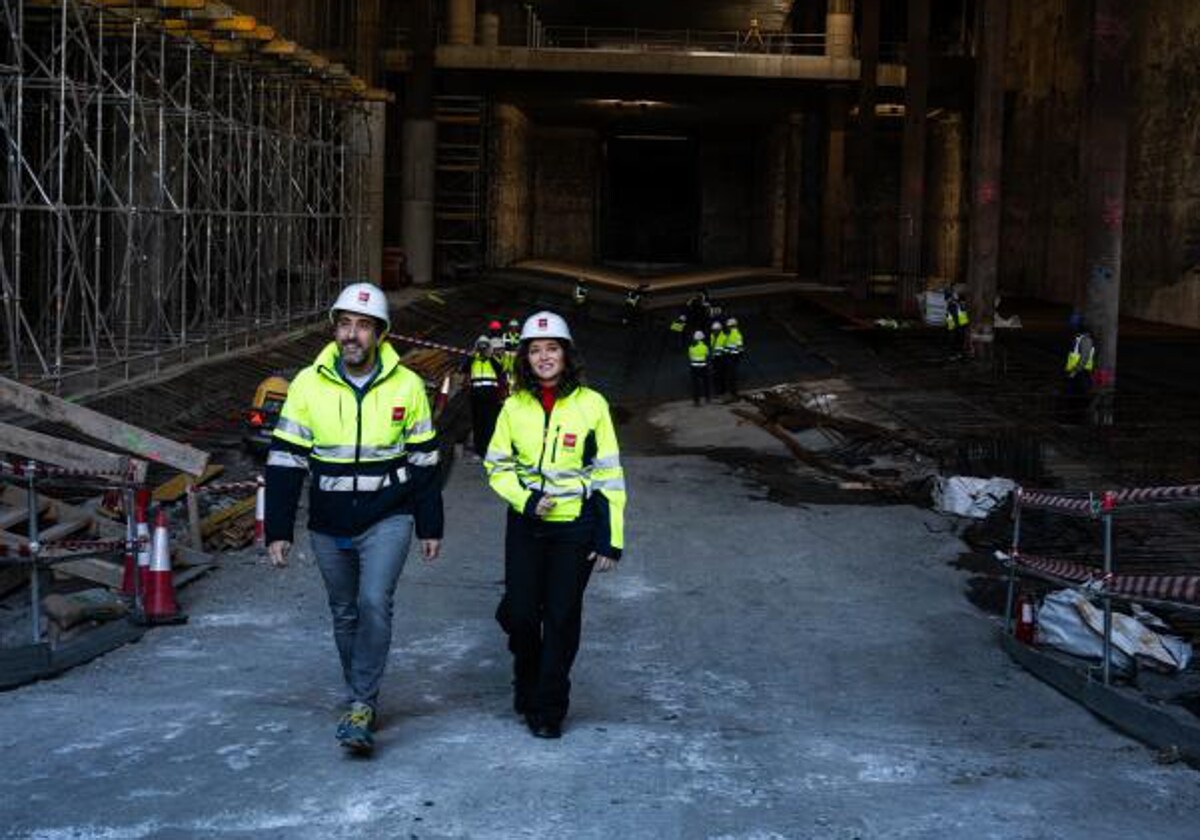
top-left (497, 510), bottom-right (595, 724)
top-left (470, 390), bottom-right (501, 456)
top-left (725, 354), bottom-right (740, 395)
top-left (711, 356), bottom-right (726, 395)
top-left (690, 366), bottom-right (711, 405)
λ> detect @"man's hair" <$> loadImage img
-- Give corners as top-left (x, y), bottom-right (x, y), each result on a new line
top-left (513, 339), bottom-right (585, 396)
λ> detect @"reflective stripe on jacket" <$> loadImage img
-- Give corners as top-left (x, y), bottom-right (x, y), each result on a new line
top-left (725, 328), bottom-right (744, 354)
top-left (265, 341), bottom-right (443, 541)
top-left (1065, 334), bottom-right (1096, 375)
top-left (484, 387), bottom-right (626, 558)
top-left (471, 355), bottom-right (501, 387)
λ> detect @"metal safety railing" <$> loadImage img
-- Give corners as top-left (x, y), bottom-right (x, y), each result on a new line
top-left (533, 27), bottom-right (829, 56)
top-left (0, 458), bottom-right (146, 644)
top-left (1003, 483), bottom-right (1200, 685)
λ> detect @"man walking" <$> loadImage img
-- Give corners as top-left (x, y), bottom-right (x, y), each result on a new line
top-left (265, 281), bottom-right (444, 756)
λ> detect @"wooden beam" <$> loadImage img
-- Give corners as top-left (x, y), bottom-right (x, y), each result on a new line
top-left (0, 421), bottom-right (149, 484)
top-left (0, 376), bottom-right (209, 476)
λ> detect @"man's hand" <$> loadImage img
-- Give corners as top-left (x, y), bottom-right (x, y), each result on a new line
top-left (589, 552), bottom-right (617, 573)
top-left (534, 496), bottom-right (556, 518)
top-left (268, 540), bottom-right (291, 568)
top-left (421, 539), bottom-right (441, 562)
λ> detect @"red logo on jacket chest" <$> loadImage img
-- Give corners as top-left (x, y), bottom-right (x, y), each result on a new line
top-left (562, 433), bottom-right (577, 449)
top-left (392, 406), bottom-right (406, 422)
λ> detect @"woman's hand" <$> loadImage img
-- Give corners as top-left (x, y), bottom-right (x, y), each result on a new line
top-left (534, 495), bottom-right (556, 518)
top-left (589, 552), bottom-right (617, 573)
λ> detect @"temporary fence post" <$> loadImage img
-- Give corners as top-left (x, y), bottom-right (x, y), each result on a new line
top-left (1101, 492), bottom-right (1115, 685)
top-left (25, 462), bottom-right (40, 644)
top-left (186, 478), bottom-right (203, 549)
top-left (1004, 492), bottom-right (1022, 634)
top-left (126, 487), bottom-right (144, 621)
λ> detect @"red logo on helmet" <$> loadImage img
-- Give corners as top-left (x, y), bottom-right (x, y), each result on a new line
top-left (562, 433), bottom-right (577, 449)
top-left (358, 291), bottom-right (370, 303)
top-left (538, 318), bottom-right (548, 329)
top-left (392, 406), bottom-right (406, 422)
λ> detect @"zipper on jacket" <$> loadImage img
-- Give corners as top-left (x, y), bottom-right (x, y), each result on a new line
top-left (550, 424), bottom-right (560, 465)
top-left (534, 404), bottom-right (553, 491)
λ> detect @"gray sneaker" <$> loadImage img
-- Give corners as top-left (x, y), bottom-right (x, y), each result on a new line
top-left (337, 702), bottom-right (375, 754)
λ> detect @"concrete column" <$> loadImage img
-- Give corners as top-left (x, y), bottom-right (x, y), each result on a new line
top-left (1082, 0), bottom-right (1131, 420)
top-left (784, 113), bottom-right (804, 273)
top-left (447, 0), bottom-right (476, 46)
top-left (826, 0), bottom-right (854, 59)
top-left (365, 102), bottom-right (386, 284)
top-left (898, 0), bottom-right (930, 314)
top-left (478, 11), bottom-right (500, 46)
top-left (401, 119), bottom-right (436, 285)
top-left (353, 0), bottom-right (381, 85)
top-left (491, 102), bottom-right (531, 266)
top-left (403, 0), bottom-right (436, 284)
top-left (966, 0), bottom-right (1009, 358)
top-left (928, 113), bottom-right (966, 287)
top-left (822, 88), bottom-right (849, 285)
top-left (848, 0), bottom-right (880, 297)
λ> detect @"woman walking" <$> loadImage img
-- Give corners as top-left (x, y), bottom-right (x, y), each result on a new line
top-left (484, 311), bottom-right (626, 739)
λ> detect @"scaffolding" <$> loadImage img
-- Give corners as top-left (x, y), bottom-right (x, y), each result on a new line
top-left (434, 94), bottom-right (486, 279)
top-left (0, 1), bottom-right (381, 398)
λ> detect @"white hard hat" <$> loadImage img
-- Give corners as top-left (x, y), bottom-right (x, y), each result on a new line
top-left (726, 317), bottom-right (738, 327)
top-left (693, 330), bottom-right (705, 340)
top-left (711, 321), bottom-right (722, 330)
top-left (508, 318), bottom-right (520, 328)
top-left (520, 310), bottom-right (573, 344)
top-left (330, 282), bottom-right (390, 334)
top-left (475, 335), bottom-right (490, 349)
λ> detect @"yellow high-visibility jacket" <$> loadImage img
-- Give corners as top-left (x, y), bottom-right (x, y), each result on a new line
top-left (485, 386), bottom-right (626, 559)
top-left (265, 341), bottom-right (443, 541)
top-left (688, 340), bottom-right (710, 368)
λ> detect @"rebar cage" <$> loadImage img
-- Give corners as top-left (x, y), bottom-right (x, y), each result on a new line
top-left (0, 1), bottom-right (374, 397)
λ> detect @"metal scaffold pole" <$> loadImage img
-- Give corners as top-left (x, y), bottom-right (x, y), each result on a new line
top-left (0, 0), bottom-right (379, 398)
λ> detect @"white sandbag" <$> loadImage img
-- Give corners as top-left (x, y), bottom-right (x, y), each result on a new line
top-left (933, 476), bottom-right (1017, 519)
top-left (918, 291), bottom-right (946, 326)
top-left (1037, 589), bottom-right (1132, 670)
top-left (1073, 594), bottom-right (1192, 672)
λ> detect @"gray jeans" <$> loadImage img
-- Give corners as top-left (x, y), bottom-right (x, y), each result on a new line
top-left (310, 514), bottom-right (413, 708)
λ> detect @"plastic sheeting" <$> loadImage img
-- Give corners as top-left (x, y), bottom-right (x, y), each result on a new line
top-left (933, 476), bottom-right (1017, 519)
top-left (1036, 589), bottom-right (1193, 673)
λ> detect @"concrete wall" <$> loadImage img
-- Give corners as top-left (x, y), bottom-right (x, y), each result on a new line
top-left (1003, 0), bottom-right (1200, 327)
top-left (531, 127), bottom-right (598, 262)
top-left (700, 138), bottom-right (755, 265)
top-left (926, 112), bottom-right (967, 286)
top-left (491, 103), bottom-right (532, 266)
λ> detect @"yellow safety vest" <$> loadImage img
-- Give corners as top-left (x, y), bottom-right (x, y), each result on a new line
top-left (471, 355), bottom-right (500, 387)
top-left (1065, 335), bottom-right (1096, 375)
top-left (268, 341), bottom-right (441, 538)
top-left (688, 341), bottom-right (710, 367)
top-left (485, 387), bottom-right (626, 554)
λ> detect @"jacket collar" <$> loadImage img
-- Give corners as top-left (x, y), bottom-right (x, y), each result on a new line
top-left (315, 341), bottom-right (402, 388)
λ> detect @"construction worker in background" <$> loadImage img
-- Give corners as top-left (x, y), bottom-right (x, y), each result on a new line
top-left (709, 320), bottom-right (727, 396)
top-left (504, 318), bottom-right (521, 349)
top-left (487, 319), bottom-right (505, 354)
top-left (622, 286), bottom-right (643, 327)
top-left (723, 317), bottom-right (744, 399)
top-left (466, 335), bottom-right (505, 458)
top-left (1064, 315), bottom-right (1096, 424)
top-left (944, 289), bottom-right (970, 357)
top-left (688, 330), bottom-right (711, 405)
top-left (669, 313), bottom-right (688, 348)
top-left (502, 319), bottom-right (521, 387)
top-left (573, 282), bottom-right (588, 308)
top-left (485, 311), bottom-right (625, 739)
top-left (265, 281), bottom-right (443, 756)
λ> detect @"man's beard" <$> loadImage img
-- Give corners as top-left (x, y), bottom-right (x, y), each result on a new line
top-left (341, 341), bottom-right (368, 365)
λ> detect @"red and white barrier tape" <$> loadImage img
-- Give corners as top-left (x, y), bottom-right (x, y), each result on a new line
top-left (0, 460), bottom-right (135, 482)
top-left (388, 332), bottom-right (470, 357)
top-left (188, 479), bottom-right (261, 496)
top-left (0, 536), bottom-right (146, 558)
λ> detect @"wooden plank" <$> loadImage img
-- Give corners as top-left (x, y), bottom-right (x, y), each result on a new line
top-left (0, 375), bottom-right (209, 476)
top-left (153, 464), bottom-right (224, 503)
top-left (200, 495), bottom-right (255, 539)
top-left (38, 518), bottom-right (90, 543)
top-left (53, 558), bottom-right (122, 589)
top-left (0, 421), bottom-right (149, 484)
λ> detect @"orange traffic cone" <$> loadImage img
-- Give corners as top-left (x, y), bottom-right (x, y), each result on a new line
top-left (142, 507), bottom-right (186, 624)
top-left (254, 475), bottom-right (265, 549)
top-left (434, 373), bottom-right (451, 415)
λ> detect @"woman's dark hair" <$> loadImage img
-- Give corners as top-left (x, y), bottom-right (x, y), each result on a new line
top-left (514, 339), bottom-right (585, 396)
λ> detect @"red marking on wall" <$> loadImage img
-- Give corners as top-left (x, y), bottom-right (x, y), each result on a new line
top-left (1094, 13), bottom-right (1130, 60)
top-left (1102, 197), bottom-right (1123, 231)
top-left (977, 180), bottom-right (998, 206)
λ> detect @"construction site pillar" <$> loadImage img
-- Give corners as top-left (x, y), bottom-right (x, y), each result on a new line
top-left (403, 0), bottom-right (436, 284)
top-left (848, 0), bottom-right (880, 298)
top-left (1082, 0), bottom-right (1131, 423)
top-left (966, 0), bottom-right (1009, 359)
top-left (365, 102), bottom-right (386, 285)
top-left (478, 11), bottom-right (500, 46)
top-left (784, 113), bottom-right (804, 274)
top-left (898, 0), bottom-right (931, 314)
top-left (822, 87), bottom-right (849, 285)
top-left (928, 113), bottom-right (966, 287)
top-left (447, 0), bottom-right (477, 46)
top-left (826, 0), bottom-right (853, 59)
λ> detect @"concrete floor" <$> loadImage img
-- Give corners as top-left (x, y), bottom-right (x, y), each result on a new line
top-left (3, 423), bottom-right (1200, 837)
